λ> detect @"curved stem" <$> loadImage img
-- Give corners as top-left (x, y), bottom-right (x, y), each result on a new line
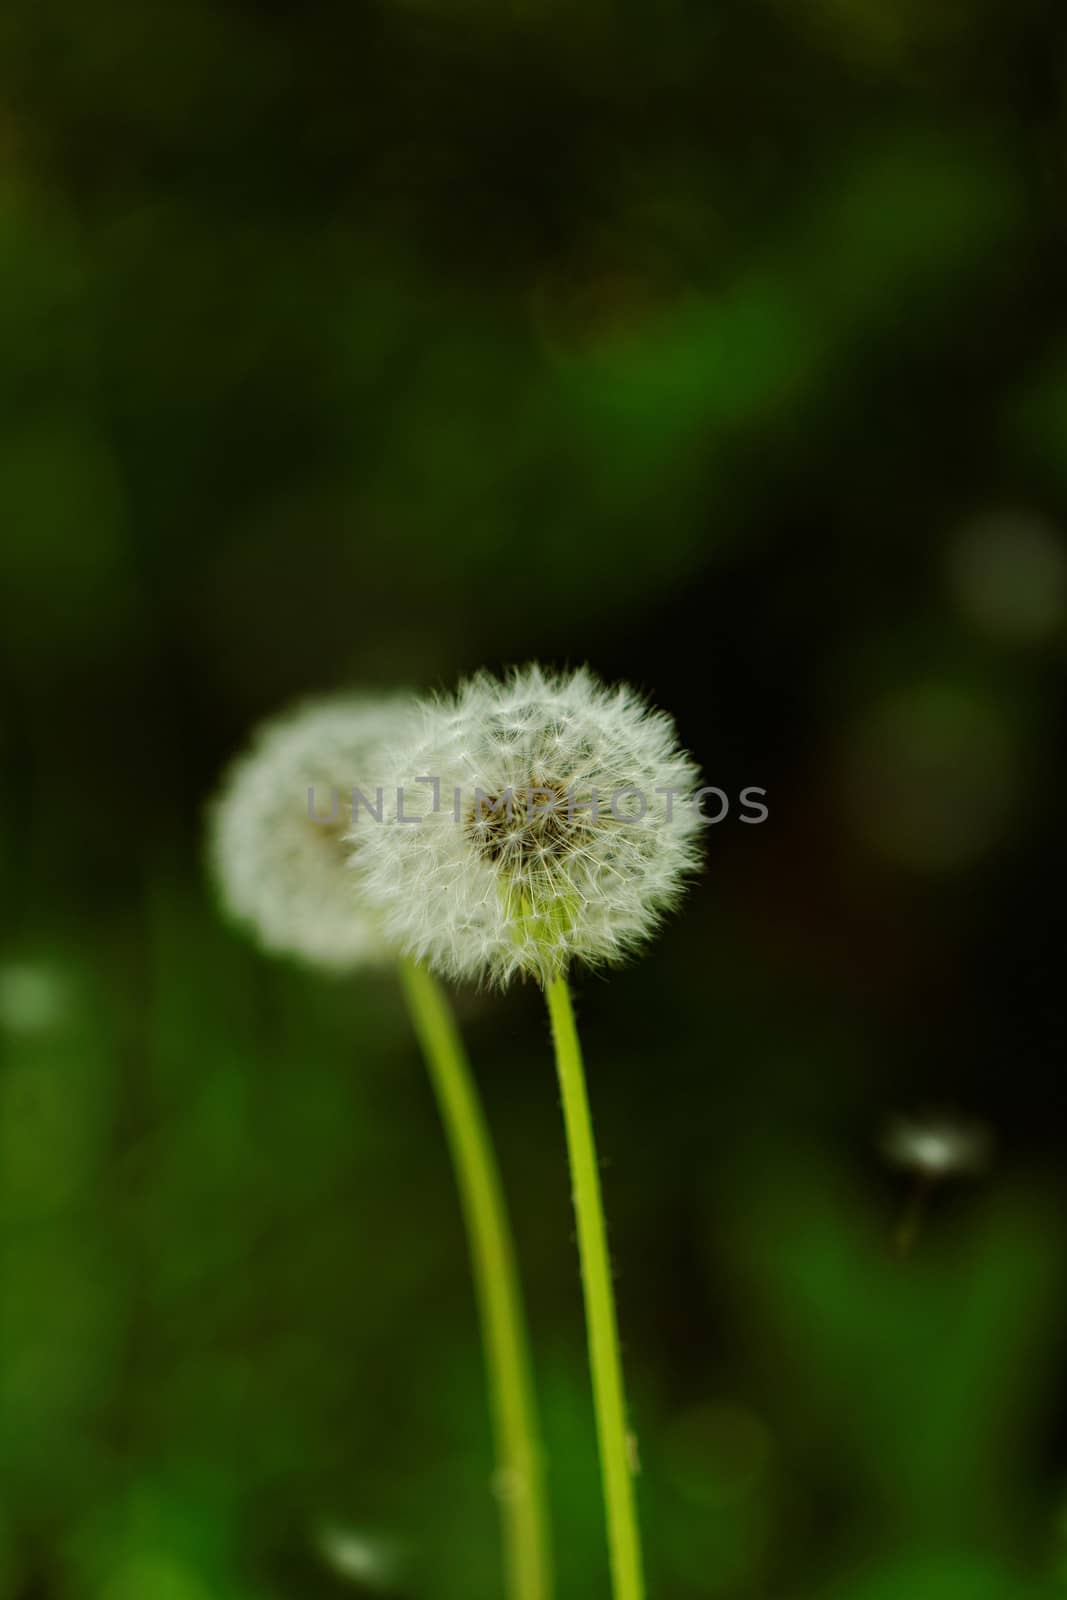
top-left (398, 959), bottom-right (553, 1600)
top-left (545, 974), bottom-right (644, 1600)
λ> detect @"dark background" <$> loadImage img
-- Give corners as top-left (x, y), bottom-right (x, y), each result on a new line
top-left (2, 2), bottom-right (1067, 1596)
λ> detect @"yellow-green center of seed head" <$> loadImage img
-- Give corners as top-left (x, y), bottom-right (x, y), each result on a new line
top-left (306, 795), bottom-right (352, 864)
top-left (466, 785), bottom-right (586, 977)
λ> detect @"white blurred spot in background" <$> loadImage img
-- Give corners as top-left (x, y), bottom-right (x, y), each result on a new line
top-left (881, 1114), bottom-right (994, 1181)
top-left (0, 961), bottom-right (72, 1035)
top-left (947, 510), bottom-right (1067, 644)
top-left (316, 1523), bottom-right (399, 1588)
top-left (880, 1112), bottom-right (994, 1253)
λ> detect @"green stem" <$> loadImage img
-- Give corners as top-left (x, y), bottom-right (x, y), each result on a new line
top-left (545, 974), bottom-right (644, 1600)
top-left (398, 958), bottom-right (553, 1600)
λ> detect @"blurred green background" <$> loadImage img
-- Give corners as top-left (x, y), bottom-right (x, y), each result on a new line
top-left (3, 1), bottom-right (1067, 1595)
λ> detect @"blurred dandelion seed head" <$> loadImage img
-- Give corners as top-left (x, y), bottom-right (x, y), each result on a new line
top-left (315, 1523), bottom-right (398, 1588)
top-left (0, 962), bottom-right (72, 1035)
top-left (355, 665), bottom-right (704, 986)
top-left (881, 1114), bottom-right (994, 1180)
top-left (208, 694), bottom-right (411, 973)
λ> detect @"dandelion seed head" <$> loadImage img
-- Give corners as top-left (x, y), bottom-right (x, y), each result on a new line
top-left (881, 1114), bottom-right (993, 1180)
top-left (208, 694), bottom-right (411, 973)
top-left (355, 666), bottom-right (704, 985)
top-left (0, 962), bottom-right (72, 1035)
top-left (315, 1523), bottom-right (398, 1588)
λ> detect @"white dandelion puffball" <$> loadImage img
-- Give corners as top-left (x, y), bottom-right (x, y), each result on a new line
top-left (209, 694), bottom-right (412, 973)
top-left (881, 1115), bottom-right (993, 1181)
top-left (354, 666), bottom-right (705, 985)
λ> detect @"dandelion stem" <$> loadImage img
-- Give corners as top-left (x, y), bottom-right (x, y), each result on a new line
top-left (894, 1173), bottom-right (934, 1257)
top-left (545, 974), bottom-right (644, 1600)
top-left (398, 958), bottom-right (552, 1600)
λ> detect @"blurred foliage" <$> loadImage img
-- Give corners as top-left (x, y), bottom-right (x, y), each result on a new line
top-left (3, 0), bottom-right (1067, 1595)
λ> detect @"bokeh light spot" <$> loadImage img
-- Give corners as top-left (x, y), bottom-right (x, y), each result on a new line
top-left (947, 510), bottom-right (1067, 644)
top-left (840, 683), bottom-right (1021, 869)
